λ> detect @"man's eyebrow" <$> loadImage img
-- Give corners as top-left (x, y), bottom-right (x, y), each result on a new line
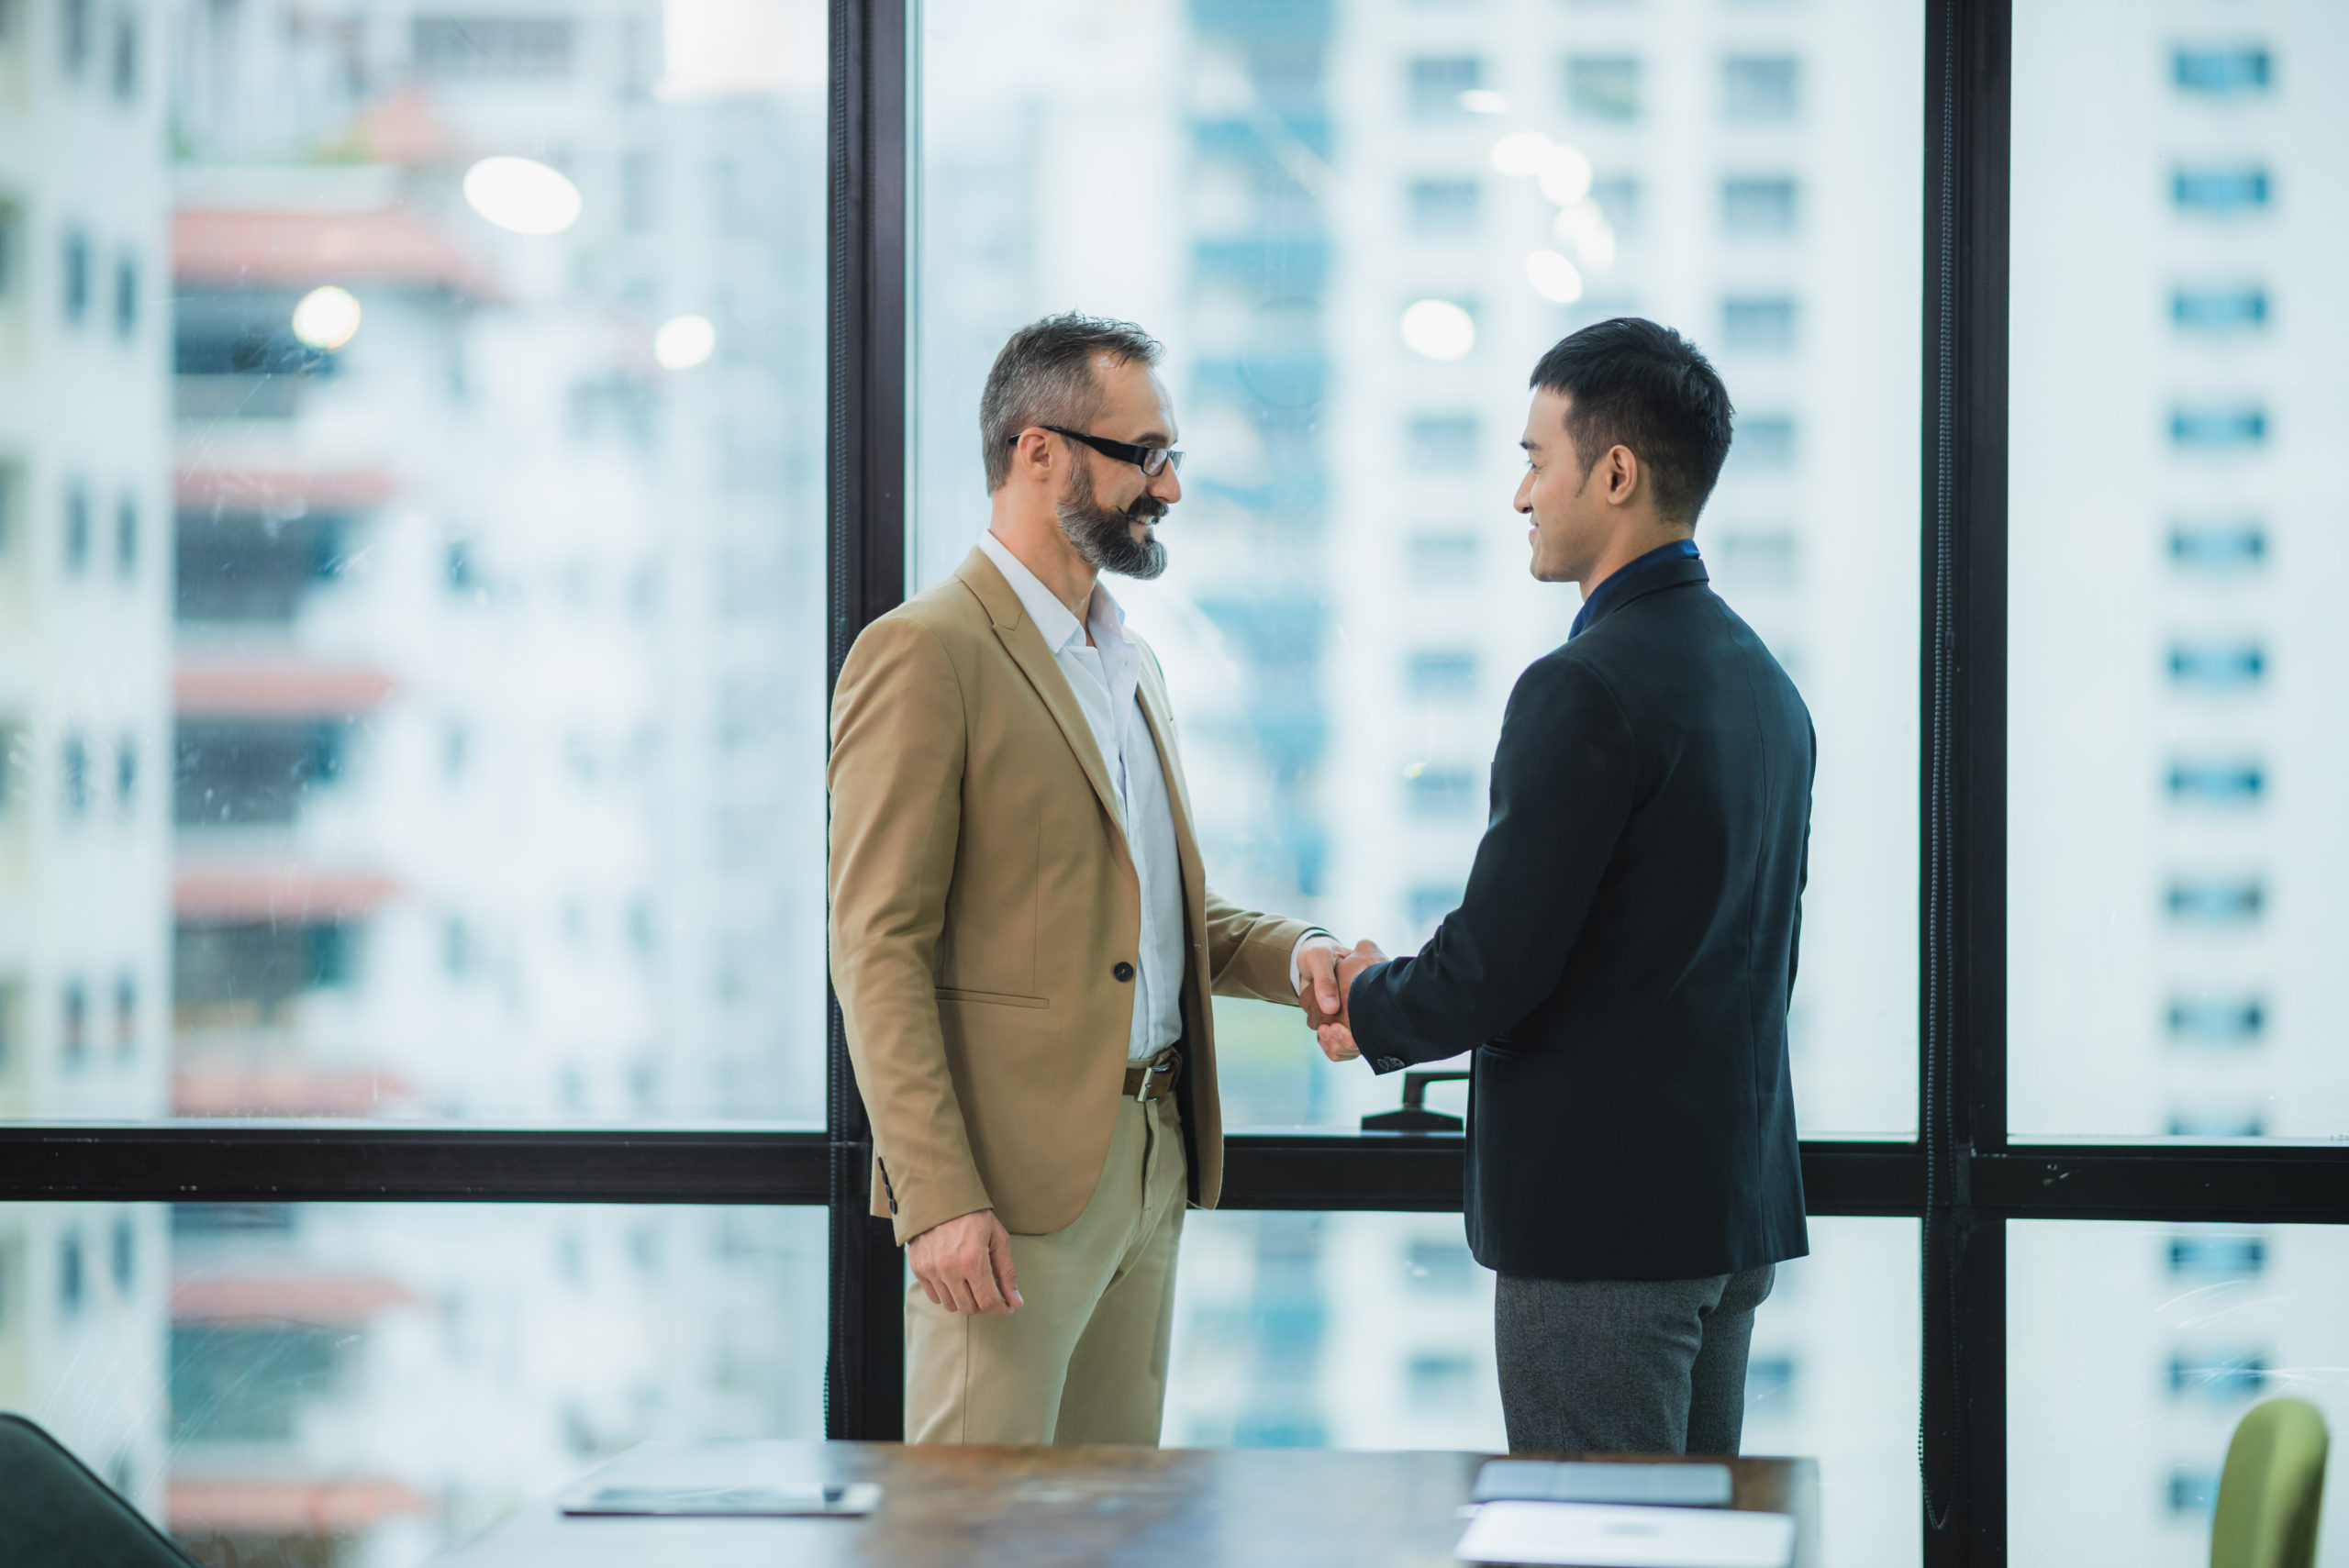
top-left (1520, 438), bottom-right (1542, 451)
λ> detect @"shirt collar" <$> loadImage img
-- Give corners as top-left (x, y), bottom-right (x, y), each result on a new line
top-left (977, 530), bottom-right (1130, 655)
top-left (1570, 538), bottom-right (1702, 639)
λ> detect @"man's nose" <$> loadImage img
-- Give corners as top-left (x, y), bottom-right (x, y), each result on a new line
top-left (1150, 468), bottom-right (1182, 506)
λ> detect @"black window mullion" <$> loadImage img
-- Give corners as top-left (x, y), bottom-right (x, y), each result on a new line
top-left (1921, 1), bottom-right (2011, 1564)
top-left (826, 0), bottom-right (912, 1442)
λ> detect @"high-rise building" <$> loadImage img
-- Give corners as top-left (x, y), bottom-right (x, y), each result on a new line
top-left (0, 0), bottom-right (174, 1517)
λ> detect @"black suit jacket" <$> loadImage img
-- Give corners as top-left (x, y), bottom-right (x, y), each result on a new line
top-left (1349, 557), bottom-right (1813, 1282)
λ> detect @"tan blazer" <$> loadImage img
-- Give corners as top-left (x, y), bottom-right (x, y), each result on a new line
top-left (829, 547), bottom-right (1312, 1243)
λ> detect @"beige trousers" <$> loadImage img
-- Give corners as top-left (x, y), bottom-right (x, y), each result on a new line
top-left (904, 1092), bottom-right (1187, 1444)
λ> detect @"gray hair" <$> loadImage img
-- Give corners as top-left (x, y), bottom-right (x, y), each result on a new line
top-left (980, 313), bottom-right (1163, 493)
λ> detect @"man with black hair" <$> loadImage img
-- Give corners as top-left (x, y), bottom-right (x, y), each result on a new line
top-left (1317, 317), bottom-right (1815, 1458)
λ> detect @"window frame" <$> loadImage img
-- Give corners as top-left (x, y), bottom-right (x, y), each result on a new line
top-left (2, 5), bottom-right (2346, 1564)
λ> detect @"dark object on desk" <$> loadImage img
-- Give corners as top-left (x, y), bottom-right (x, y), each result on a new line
top-left (1361, 1070), bottom-right (1471, 1132)
top-left (432, 1439), bottom-right (1820, 1568)
top-left (561, 1481), bottom-right (882, 1517)
top-left (0, 1413), bottom-right (201, 1568)
top-left (1473, 1459), bottom-right (1735, 1507)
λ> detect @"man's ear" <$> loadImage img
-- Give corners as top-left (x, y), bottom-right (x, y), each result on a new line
top-left (1608, 445), bottom-right (1642, 506)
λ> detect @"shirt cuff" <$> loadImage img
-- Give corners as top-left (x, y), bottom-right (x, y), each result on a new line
top-left (1288, 929), bottom-right (1339, 995)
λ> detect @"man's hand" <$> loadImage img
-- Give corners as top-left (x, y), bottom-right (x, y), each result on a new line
top-left (907, 1208), bottom-right (1022, 1316)
top-left (1315, 939), bottom-right (1390, 1062)
top-left (1297, 936), bottom-right (1343, 1028)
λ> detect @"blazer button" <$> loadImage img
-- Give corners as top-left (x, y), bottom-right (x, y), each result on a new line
top-left (1112, 962), bottom-right (1135, 982)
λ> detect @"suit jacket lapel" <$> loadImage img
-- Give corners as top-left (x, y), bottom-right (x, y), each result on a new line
top-left (954, 548), bottom-right (1127, 832)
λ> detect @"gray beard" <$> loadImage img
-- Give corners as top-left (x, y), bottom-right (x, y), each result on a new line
top-left (1057, 460), bottom-right (1167, 580)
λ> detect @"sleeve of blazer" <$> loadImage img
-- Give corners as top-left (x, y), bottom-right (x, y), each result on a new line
top-left (1348, 652), bottom-right (1639, 1070)
top-left (828, 616), bottom-right (995, 1242)
top-left (1201, 890), bottom-right (1313, 1006)
top-left (1788, 718), bottom-right (1817, 995)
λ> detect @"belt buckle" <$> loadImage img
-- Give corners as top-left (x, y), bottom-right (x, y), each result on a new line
top-left (1135, 1056), bottom-right (1169, 1103)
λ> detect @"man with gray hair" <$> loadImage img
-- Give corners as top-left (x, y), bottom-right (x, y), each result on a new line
top-left (829, 313), bottom-right (1353, 1443)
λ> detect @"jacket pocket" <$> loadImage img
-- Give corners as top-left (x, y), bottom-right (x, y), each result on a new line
top-left (934, 986), bottom-right (1050, 1010)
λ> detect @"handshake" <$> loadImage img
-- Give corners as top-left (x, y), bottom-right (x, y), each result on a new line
top-left (1297, 938), bottom-right (1391, 1063)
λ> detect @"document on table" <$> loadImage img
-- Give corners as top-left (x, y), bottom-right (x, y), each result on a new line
top-left (558, 1481), bottom-right (882, 1517)
top-left (1473, 1460), bottom-right (1736, 1507)
top-left (1454, 1499), bottom-right (1796, 1568)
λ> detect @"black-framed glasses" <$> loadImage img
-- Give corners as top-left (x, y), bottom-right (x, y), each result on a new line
top-left (1017, 425), bottom-right (1185, 477)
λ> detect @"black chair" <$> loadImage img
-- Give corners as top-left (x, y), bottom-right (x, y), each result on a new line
top-left (0, 1413), bottom-right (198, 1567)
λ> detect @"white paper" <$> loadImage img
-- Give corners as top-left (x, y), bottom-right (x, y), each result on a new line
top-left (1453, 1500), bottom-right (1797, 1568)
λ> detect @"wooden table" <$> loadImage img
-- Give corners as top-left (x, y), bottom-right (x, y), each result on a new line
top-left (434, 1440), bottom-right (1820, 1567)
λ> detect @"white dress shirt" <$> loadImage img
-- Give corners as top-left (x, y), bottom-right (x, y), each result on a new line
top-left (977, 533), bottom-right (1334, 1062)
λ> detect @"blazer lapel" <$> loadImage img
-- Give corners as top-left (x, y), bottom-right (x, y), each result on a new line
top-left (954, 548), bottom-right (1126, 831)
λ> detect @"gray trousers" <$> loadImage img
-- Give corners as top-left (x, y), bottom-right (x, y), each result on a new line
top-left (1494, 1264), bottom-right (1776, 1456)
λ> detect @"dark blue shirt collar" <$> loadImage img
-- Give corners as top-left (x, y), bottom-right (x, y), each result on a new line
top-left (1570, 538), bottom-right (1701, 639)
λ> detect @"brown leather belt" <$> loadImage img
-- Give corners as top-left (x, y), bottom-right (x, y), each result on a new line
top-left (1122, 1049), bottom-right (1184, 1103)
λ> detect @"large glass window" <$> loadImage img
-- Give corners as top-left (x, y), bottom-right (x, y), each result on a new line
top-left (2, 0), bottom-right (830, 1125)
top-left (2009, 0), bottom-right (2346, 1138)
top-left (2009, 1221), bottom-right (2349, 1566)
top-left (0, 1202), bottom-right (823, 1568)
top-left (1169, 1214), bottom-right (1920, 1568)
top-left (915, 0), bottom-right (1923, 1137)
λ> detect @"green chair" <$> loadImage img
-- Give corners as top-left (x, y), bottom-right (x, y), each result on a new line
top-left (2211, 1397), bottom-right (2330, 1568)
top-left (0, 1413), bottom-right (197, 1567)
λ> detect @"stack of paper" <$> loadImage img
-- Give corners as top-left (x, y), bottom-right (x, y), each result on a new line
top-left (1454, 1499), bottom-right (1796, 1568)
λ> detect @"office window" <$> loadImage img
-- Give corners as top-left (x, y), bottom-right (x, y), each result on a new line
top-left (109, 6), bottom-right (134, 98)
top-left (2166, 518), bottom-right (2266, 569)
top-left (2164, 878), bottom-right (2261, 926)
top-left (62, 228), bottom-right (90, 323)
top-left (1407, 56), bottom-right (1481, 118)
top-left (1404, 765), bottom-right (1478, 819)
top-left (411, 15), bottom-right (576, 78)
top-left (2167, 642), bottom-right (2263, 689)
top-left (2171, 287), bottom-right (2265, 333)
top-left (2166, 1110), bottom-right (2263, 1139)
top-left (1406, 416), bottom-right (1478, 472)
top-left (918, 0), bottom-right (1922, 1143)
top-left (113, 973), bottom-right (136, 1057)
top-left (115, 495), bottom-right (136, 575)
top-left (1722, 176), bottom-right (1798, 236)
top-left (113, 253), bottom-right (135, 336)
top-left (63, 481), bottom-right (90, 573)
top-left (1407, 884), bottom-right (1464, 929)
top-left (1734, 415), bottom-right (1797, 471)
top-left (1566, 55), bottom-right (1642, 121)
top-left (62, 978), bottom-right (89, 1063)
top-left (61, 733), bottom-right (91, 817)
top-left (1723, 55), bottom-right (1799, 120)
top-left (1406, 178), bottom-right (1480, 239)
top-left (2171, 167), bottom-right (2269, 214)
top-left (1404, 650), bottom-right (1477, 699)
top-left (1587, 175), bottom-right (1642, 236)
top-left (2165, 761), bottom-right (2260, 806)
top-left (1721, 295), bottom-right (1798, 353)
top-left (2168, 406), bottom-right (2265, 450)
top-left (61, 0), bottom-right (89, 72)
top-left (1405, 531), bottom-right (1479, 584)
top-left (2166, 995), bottom-right (2263, 1046)
top-left (2173, 47), bottom-right (2270, 96)
top-left (114, 734), bottom-right (136, 808)
top-left (60, 1229), bottom-right (85, 1311)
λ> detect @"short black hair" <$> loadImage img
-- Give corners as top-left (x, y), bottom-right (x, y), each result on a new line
top-left (1528, 318), bottom-right (1735, 526)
